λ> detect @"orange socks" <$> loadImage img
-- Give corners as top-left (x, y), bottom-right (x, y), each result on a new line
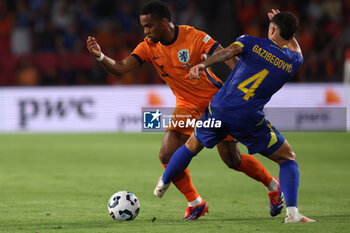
top-left (161, 154), bottom-right (271, 203)
top-left (237, 154), bottom-right (273, 187)
top-left (162, 164), bottom-right (199, 202)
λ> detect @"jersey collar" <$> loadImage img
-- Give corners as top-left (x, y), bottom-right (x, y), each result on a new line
top-left (271, 39), bottom-right (278, 45)
top-left (270, 39), bottom-right (288, 48)
top-left (160, 25), bottom-right (179, 46)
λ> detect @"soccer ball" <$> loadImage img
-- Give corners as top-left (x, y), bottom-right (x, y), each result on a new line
top-left (107, 191), bottom-right (140, 221)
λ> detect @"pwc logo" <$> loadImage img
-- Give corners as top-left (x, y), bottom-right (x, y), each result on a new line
top-left (18, 98), bottom-right (95, 129)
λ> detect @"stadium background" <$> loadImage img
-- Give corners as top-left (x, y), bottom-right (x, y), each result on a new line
top-left (0, 0), bottom-right (349, 86)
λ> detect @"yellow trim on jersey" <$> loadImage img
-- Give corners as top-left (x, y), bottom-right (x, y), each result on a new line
top-left (233, 41), bottom-right (244, 48)
top-left (208, 102), bottom-right (212, 115)
top-left (256, 118), bottom-right (265, 126)
top-left (267, 122), bottom-right (277, 148)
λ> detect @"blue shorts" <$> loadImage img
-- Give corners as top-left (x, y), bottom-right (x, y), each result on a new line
top-left (194, 107), bottom-right (285, 156)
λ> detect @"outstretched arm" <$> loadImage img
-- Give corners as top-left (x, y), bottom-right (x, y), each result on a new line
top-left (213, 45), bottom-right (239, 70)
top-left (189, 43), bottom-right (242, 79)
top-left (86, 36), bottom-right (140, 76)
top-left (287, 37), bottom-right (303, 57)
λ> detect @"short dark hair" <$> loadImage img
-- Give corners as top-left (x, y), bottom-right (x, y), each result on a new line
top-left (270, 12), bottom-right (298, 40)
top-left (140, 1), bottom-right (171, 21)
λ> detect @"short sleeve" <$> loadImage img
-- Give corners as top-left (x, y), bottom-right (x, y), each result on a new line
top-left (193, 29), bottom-right (220, 56)
top-left (233, 35), bottom-right (253, 53)
top-left (292, 52), bottom-right (304, 71)
top-left (283, 46), bottom-right (304, 71)
top-left (131, 41), bottom-right (150, 65)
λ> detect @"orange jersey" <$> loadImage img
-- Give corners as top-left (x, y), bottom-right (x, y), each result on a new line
top-left (131, 25), bottom-right (223, 108)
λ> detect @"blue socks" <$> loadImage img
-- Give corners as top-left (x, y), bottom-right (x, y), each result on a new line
top-left (279, 160), bottom-right (299, 207)
top-left (163, 146), bottom-right (300, 208)
top-left (162, 144), bottom-right (197, 184)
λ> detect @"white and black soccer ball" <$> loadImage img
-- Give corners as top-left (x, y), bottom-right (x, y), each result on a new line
top-left (107, 191), bottom-right (140, 221)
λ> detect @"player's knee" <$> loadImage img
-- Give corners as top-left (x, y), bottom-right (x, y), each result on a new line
top-left (185, 134), bottom-right (204, 154)
top-left (287, 151), bottom-right (296, 161)
top-left (220, 150), bottom-right (241, 170)
top-left (225, 157), bottom-right (241, 170)
top-left (217, 141), bottom-right (241, 170)
top-left (158, 150), bottom-right (171, 164)
top-left (276, 150), bottom-right (296, 163)
top-left (282, 146), bottom-right (296, 161)
top-left (269, 140), bottom-right (296, 163)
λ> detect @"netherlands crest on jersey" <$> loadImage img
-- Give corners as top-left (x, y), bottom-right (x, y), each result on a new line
top-left (178, 49), bottom-right (190, 64)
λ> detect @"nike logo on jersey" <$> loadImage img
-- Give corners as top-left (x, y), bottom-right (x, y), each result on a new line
top-left (153, 56), bottom-right (162, 60)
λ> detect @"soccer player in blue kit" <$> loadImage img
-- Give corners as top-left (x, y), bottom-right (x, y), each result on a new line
top-left (154, 9), bottom-right (316, 223)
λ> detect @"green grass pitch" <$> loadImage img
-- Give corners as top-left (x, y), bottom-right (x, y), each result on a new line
top-left (0, 132), bottom-right (349, 233)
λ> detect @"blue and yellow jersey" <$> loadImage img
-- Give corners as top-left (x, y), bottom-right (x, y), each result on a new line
top-left (211, 35), bottom-right (303, 114)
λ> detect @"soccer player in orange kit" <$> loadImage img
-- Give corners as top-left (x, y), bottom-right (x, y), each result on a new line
top-left (87, 1), bottom-right (282, 220)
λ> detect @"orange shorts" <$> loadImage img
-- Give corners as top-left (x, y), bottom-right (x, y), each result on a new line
top-left (166, 107), bottom-right (234, 141)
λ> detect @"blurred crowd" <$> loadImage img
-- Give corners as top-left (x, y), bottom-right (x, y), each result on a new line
top-left (0, 0), bottom-right (349, 86)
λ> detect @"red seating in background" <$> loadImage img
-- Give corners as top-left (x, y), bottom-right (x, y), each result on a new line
top-left (0, 52), bottom-right (95, 86)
